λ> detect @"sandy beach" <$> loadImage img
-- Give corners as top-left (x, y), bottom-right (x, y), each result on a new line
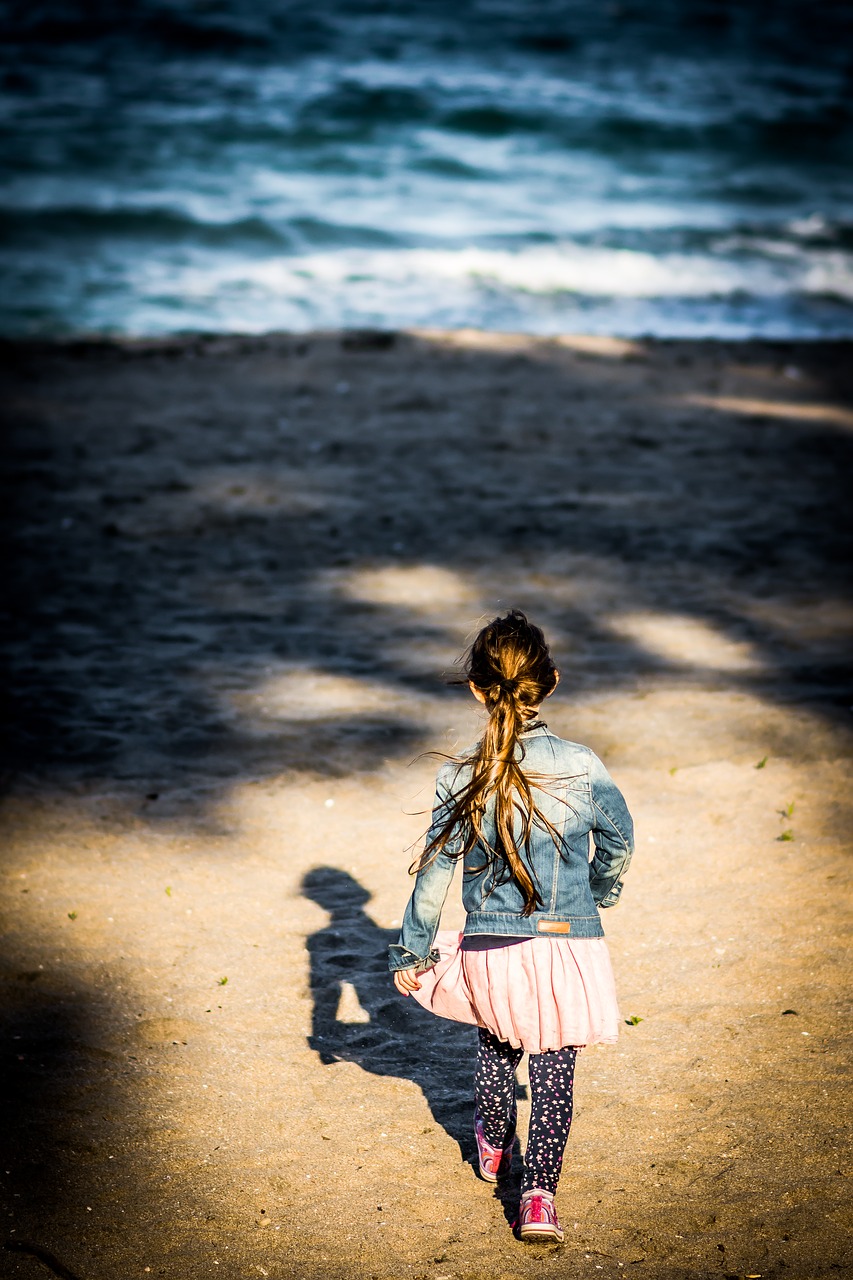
top-left (1, 330), bottom-right (851, 1280)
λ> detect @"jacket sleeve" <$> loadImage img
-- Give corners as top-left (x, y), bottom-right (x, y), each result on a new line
top-left (587, 751), bottom-right (634, 908)
top-left (388, 773), bottom-right (460, 972)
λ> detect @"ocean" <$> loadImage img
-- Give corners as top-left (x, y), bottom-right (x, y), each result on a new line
top-left (1, 0), bottom-right (852, 338)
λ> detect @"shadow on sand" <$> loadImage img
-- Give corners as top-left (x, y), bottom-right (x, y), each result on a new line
top-left (302, 865), bottom-right (525, 1219)
top-left (2, 334), bottom-right (851, 812)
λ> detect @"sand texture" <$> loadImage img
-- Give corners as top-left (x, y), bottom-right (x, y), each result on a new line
top-left (0, 330), bottom-right (851, 1280)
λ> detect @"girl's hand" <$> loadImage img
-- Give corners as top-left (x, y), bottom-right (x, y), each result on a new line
top-left (393, 968), bottom-right (422, 996)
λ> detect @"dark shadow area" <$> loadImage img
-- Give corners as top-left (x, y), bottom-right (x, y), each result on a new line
top-left (0, 977), bottom-right (92, 1271)
top-left (1, 333), bottom-right (851, 818)
top-left (0, 936), bottom-right (237, 1280)
top-left (0, 962), bottom-right (147, 1280)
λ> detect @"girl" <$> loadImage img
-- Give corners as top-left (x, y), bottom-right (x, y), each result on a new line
top-left (389, 610), bottom-right (634, 1242)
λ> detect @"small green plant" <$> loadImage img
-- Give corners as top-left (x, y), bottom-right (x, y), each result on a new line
top-left (67, 911), bottom-right (78, 920)
top-left (777, 829), bottom-right (794, 842)
top-left (165, 886), bottom-right (172, 897)
top-left (217, 976), bottom-right (228, 986)
top-left (754, 756), bottom-right (768, 769)
top-left (669, 766), bottom-right (678, 776)
top-left (625, 1014), bottom-right (644, 1026)
top-left (779, 801), bottom-right (795, 819)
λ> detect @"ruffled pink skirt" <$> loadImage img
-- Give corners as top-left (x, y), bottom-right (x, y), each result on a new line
top-left (411, 929), bottom-right (620, 1054)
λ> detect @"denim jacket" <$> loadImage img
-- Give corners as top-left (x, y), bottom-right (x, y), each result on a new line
top-left (388, 725), bottom-right (634, 973)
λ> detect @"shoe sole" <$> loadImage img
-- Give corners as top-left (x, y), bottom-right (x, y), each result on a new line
top-left (519, 1223), bottom-right (564, 1243)
top-left (478, 1150), bottom-right (513, 1182)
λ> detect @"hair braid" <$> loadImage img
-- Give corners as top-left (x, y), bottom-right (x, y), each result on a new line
top-left (414, 610), bottom-right (561, 916)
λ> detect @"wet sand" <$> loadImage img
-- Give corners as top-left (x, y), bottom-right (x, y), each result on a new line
top-left (1, 330), bottom-right (851, 1280)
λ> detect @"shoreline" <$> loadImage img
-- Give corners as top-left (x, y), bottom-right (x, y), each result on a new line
top-left (4, 326), bottom-right (853, 345)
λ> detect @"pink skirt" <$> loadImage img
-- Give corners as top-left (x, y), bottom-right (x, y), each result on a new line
top-left (411, 929), bottom-right (620, 1054)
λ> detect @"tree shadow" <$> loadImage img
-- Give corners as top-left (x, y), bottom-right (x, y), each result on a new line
top-left (2, 334), bottom-right (852, 823)
top-left (0, 958), bottom-right (181, 1280)
top-left (0, 978), bottom-right (88, 1279)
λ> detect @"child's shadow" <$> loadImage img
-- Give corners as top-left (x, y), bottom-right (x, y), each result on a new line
top-left (303, 866), bottom-right (484, 1170)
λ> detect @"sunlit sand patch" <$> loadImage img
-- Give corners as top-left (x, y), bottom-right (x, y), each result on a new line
top-left (552, 335), bottom-right (645, 359)
top-left (684, 394), bottom-right (853, 429)
top-left (228, 667), bottom-right (409, 726)
top-left (330, 564), bottom-right (479, 614)
top-left (336, 981), bottom-right (371, 1024)
top-left (412, 327), bottom-right (538, 354)
top-left (413, 329), bottom-right (644, 361)
top-left (607, 613), bottom-right (764, 674)
top-left (554, 686), bottom-right (852, 770)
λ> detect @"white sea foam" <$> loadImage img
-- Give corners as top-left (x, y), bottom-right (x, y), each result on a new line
top-left (2, 3), bottom-right (851, 337)
top-left (104, 238), bottom-right (853, 339)
top-left (144, 241), bottom-right (853, 303)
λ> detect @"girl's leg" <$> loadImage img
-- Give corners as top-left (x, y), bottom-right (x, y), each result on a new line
top-left (474, 1027), bottom-right (523, 1146)
top-left (521, 1045), bottom-right (577, 1195)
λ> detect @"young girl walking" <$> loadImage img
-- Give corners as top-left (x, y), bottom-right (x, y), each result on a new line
top-left (389, 611), bottom-right (634, 1242)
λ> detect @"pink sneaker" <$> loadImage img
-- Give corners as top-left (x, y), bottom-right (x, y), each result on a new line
top-left (517, 1188), bottom-right (564, 1243)
top-left (473, 1113), bottom-right (514, 1182)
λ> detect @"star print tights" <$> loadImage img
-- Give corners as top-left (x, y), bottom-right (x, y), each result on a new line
top-left (474, 1027), bottom-right (577, 1195)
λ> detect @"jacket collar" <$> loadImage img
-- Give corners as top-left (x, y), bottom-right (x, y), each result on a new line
top-left (520, 720), bottom-right (549, 736)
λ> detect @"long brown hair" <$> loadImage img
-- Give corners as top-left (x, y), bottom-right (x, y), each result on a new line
top-left (413, 610), bottom-right (560, 916)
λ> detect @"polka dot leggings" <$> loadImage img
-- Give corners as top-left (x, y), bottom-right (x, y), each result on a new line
top-left (474, 1027), bottom-right (577, 1195)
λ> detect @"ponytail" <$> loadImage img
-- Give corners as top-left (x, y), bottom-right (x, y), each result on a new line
top-left (413, 611), bottom-right (560, 916)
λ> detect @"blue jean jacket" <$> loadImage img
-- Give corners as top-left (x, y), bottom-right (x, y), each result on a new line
top-left (388, 726), bottom-right (634, 972)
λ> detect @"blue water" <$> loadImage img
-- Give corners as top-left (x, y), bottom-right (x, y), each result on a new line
top-left (2, 0), bottom-right (852, 337)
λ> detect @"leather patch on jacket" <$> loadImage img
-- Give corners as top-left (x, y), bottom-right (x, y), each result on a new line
top-left (537, 920), bottom-right (571, 934)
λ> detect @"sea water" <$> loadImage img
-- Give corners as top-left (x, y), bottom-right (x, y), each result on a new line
top-left (1, 0), bottom-right (851, 337)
